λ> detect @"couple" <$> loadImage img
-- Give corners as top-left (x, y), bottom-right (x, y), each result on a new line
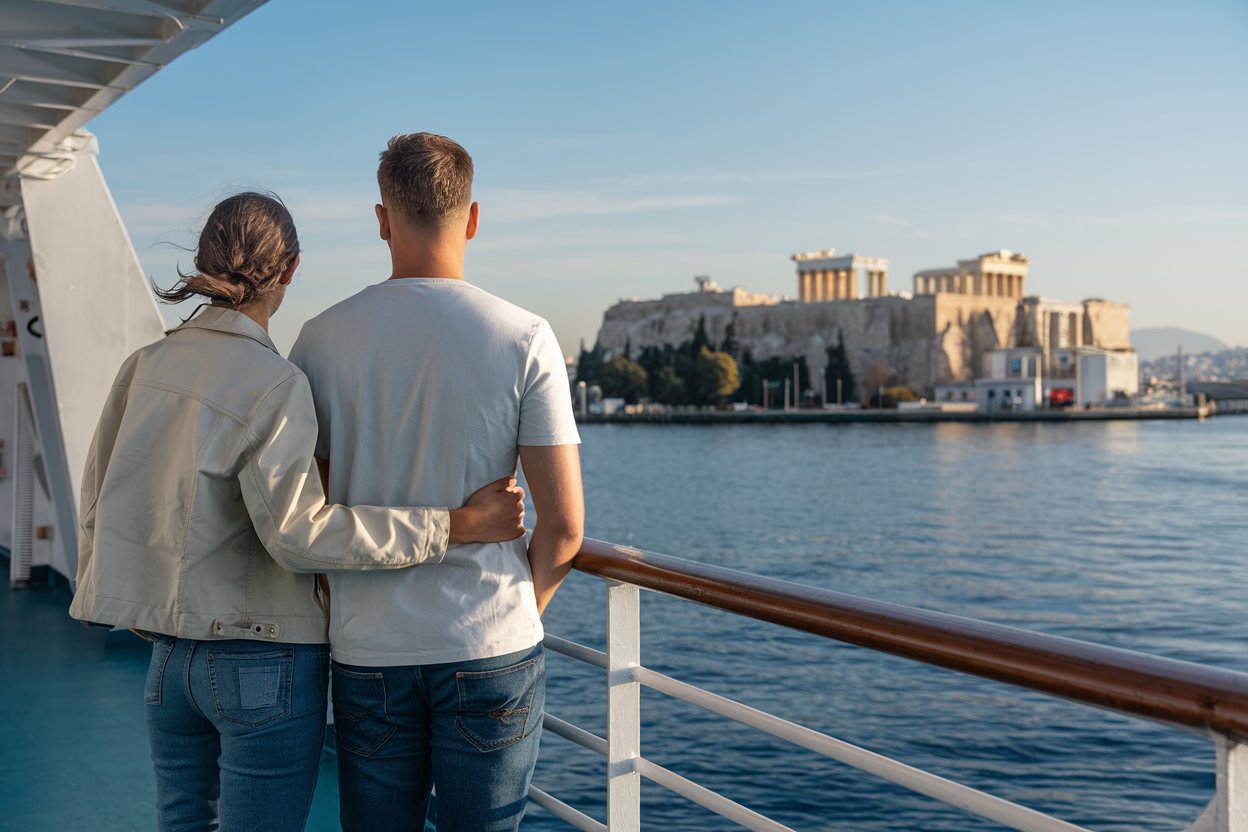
top-left (69, 133), bottom-right (584, 832)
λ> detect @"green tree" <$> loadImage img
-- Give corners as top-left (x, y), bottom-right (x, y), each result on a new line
top-left (599, 356), bottom-right (648, 404)
top-left (719, 320), bottom-right (739, 358)
top-left (825, 331), bottom-right (856, 404)
top-left (690, 347), bottom-right (740, 405)
top-left (689, 315), bottom-right (711, 357)
top-left (576, 343), bottom-right (605, 385)
top-left (651, 366), bottom-right (688, 405)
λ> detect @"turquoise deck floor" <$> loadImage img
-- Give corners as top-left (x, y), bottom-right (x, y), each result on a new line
top-left (0, 580), bottom-right (342, 831)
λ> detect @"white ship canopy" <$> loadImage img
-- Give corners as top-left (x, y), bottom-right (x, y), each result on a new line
top-left (0, 0), bottom-right (266, 204)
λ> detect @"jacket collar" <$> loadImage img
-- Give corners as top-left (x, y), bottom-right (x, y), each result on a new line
top-left (173, 306), bottom-right (279, 355)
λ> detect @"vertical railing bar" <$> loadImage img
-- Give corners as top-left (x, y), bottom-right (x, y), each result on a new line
top-left (606, 580), bottom-right (641, 830)
top-left (1209, 732), bottom-right (1248, 831)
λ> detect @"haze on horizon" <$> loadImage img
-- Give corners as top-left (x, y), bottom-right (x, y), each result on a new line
top-left (89, 0), bottom-right (1248, 357)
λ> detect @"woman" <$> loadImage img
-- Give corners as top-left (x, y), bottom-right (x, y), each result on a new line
top-left (69, 192), bottom-right (523, 831)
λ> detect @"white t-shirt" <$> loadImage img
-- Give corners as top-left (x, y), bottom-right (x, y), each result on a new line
top-left (288, 278), bottom-right (580, 666)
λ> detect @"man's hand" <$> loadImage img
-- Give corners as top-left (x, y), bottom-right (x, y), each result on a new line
top-left (449, 476), bottom-right (526, 544)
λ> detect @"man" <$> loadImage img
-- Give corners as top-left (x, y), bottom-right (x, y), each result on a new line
top-left (289, 133), bottom-right (584, 832)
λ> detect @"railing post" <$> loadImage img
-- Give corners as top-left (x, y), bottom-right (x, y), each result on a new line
top-left (1215, 734), bottom-right (1248, 830)
top-left (606, 580), bottom-right (641, 830)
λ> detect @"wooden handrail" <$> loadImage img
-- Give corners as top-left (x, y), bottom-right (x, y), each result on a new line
top-left (572, 537), bottom-right (1248, 739)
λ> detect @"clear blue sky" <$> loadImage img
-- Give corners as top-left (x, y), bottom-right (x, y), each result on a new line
top-left (89, 0), bottom-right (1248, 355)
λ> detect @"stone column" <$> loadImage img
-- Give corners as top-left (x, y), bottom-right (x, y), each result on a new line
top-left (819, 270), bottom-right (830, 302)
top-left (799, 270), bottom-right (811, 302)
top-left (868, 271), bottom-right (883, 297)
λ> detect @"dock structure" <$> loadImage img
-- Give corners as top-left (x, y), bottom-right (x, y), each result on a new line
top-left (576, 405), bottom-right (1213, 425)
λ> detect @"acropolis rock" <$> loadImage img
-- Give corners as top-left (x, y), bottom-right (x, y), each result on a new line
top-left (592, 250), bottom-right (1133, 395)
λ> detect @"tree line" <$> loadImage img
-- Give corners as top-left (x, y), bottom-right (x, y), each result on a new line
top-left (576, 316), bottom-right (859, 407)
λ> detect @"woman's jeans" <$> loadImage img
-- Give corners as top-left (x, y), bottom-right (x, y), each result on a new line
top-left (144, 637), bottom-right (330, 832)
top-left (333, 643), bottom-right (545, 832)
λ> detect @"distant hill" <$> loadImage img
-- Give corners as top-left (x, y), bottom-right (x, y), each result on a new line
top-left (1141, 347), bottom-right (1248, 384)
top-left (1131, 327), bottom-right (1228, 362)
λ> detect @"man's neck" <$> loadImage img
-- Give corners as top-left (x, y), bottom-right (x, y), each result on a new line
top-left (387, 232), bottom-right (466, 281)
top-left (388, 252), bottom-right (464, 281)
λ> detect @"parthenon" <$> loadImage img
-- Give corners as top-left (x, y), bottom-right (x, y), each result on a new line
top-left (912, 250), bottom-right (1030, 299)
top-left (792, 249), bottom-right (889, 302)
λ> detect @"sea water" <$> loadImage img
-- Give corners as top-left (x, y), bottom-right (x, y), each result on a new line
top-left (529, 417), bottom-right (1248, 831)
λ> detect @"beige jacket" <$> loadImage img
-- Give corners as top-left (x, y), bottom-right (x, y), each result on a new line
top-left (69, 307), bottom-right (450, 643)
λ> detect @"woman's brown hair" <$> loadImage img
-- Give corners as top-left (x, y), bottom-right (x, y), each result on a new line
top-left (155, 192), bottom-right (300, 308)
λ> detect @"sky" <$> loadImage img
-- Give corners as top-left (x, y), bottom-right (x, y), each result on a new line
top-left (88, 0), bottom-right (1248, 356)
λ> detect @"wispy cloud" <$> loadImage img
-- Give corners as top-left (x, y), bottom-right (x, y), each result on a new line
top-left (611, 168), bottom-right (882, 189)
top-left (482, 188), bottom-right (739, 222)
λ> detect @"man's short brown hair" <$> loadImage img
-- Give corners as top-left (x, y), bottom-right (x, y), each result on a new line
top-left (377, 132), bottom-right (474, 230)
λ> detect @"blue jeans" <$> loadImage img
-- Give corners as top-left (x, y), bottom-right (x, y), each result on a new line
top-left (333, 643), bottom-right (545, 832)
top-left (144, 637), bottom-right (330, 832)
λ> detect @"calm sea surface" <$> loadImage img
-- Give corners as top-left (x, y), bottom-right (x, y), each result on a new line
top-left (527, 417), bottom-right (1248, 831)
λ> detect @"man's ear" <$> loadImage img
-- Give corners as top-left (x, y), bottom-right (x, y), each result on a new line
top-left (465, 201), bottom-right (480, 241)
top-left (375, 203), bottom-right (391, 241)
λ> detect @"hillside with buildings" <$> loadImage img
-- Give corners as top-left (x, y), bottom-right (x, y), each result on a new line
top-left (1142, 348), bottom-right (1248, 386)
top-left (585, 247), bottom-right (1138, 411)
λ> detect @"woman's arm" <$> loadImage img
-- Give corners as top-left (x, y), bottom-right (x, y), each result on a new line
top-left (239, 373), bottom-right (521, 573)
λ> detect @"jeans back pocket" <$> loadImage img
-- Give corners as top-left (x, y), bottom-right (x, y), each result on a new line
top-left (455, 649), bottom-right (545, 753)
top-left (207, 648), bottom-right (293, 727)
top-left (331, 664), bottom-right (395, 757)
top-left (144, 639), bottom-right (175, 705)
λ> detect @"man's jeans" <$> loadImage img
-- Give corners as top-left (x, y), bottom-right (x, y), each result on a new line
top-left (144, 637), bottom-right (330, 832)
top-left (333, 643), bottom-right (545, 832)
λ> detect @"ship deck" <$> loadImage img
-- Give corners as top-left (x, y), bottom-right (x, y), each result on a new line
top-left (0, 576), bottom-right (342, 831)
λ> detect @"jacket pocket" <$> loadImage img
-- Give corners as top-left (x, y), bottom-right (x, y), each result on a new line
top-left (331, 664), bottom-right (395, 757)
top-left (455, 648), bottom-right (545, 753)
top-left (144, 638), bottom-right (175, 705)
top-left (207, 648), bottom-right (293, 727)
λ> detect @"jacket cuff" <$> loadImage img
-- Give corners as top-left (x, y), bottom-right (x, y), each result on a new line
top-left (425, 509), bottom-right (451, 563)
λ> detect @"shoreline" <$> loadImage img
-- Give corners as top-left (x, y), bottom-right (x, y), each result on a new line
top-left (576, 405), bottom-right (1216, 425)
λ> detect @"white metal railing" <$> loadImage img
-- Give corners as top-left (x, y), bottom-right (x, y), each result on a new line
top-left (529, 561), bottom-right (1248, 831)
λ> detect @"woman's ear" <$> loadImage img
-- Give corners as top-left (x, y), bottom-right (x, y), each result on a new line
top-left (279, 254), bottom-right (300, 286)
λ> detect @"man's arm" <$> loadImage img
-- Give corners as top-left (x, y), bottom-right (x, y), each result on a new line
top-left (518, 444), bottom-right (584, 615)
